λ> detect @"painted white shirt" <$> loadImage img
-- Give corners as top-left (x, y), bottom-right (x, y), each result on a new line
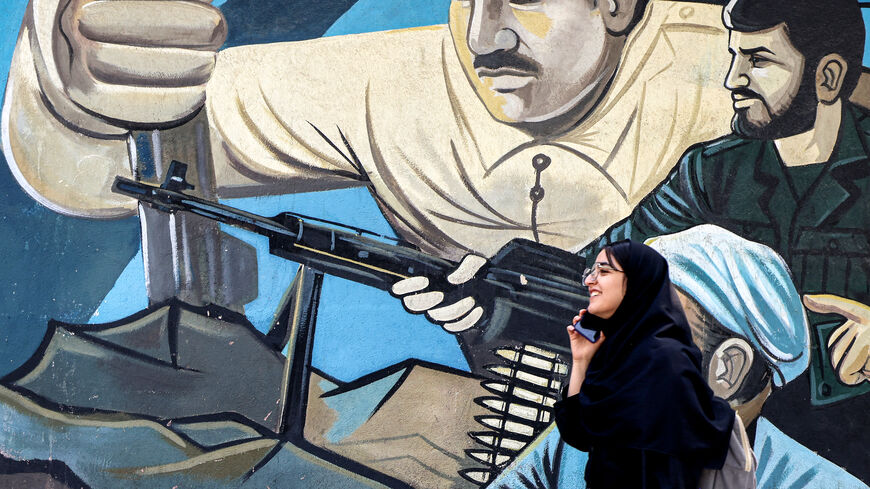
top-left (3, 1), bottom-right (732, 260)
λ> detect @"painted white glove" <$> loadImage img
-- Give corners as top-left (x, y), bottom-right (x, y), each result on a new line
top-left (29, 0), bottom-right (226, 128)
top-left (391, 254), bottom-right (487, 333)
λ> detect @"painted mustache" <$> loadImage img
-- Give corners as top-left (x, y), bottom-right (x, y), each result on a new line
top-left (473, 50), bottom-right (540, 75)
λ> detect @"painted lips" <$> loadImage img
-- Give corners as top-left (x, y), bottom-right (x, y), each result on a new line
top-left (473, 52), bottom-right (540, 92)
top-left (730, 90), bottom-right (762, 109)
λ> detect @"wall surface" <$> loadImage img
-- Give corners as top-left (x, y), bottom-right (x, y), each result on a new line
top-left (0, 0), bottom-right (868, 488)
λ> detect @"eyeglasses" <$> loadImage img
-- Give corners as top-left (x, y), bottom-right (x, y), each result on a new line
top-left (582, 263), bottom-right (624, 283)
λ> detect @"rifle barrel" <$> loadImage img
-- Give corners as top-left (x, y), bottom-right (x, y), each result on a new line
top-left (112, 176), bottom-right (455, 290)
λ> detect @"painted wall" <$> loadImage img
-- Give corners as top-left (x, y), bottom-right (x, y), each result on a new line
top-left (0, 0), bottom-right (868, 488)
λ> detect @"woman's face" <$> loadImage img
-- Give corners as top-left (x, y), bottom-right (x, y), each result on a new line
top-left (585, 249), bottom-right (627, 319)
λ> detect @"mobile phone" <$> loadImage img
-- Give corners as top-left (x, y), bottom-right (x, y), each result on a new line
top-left (572, 323), bottom-right (601, 343)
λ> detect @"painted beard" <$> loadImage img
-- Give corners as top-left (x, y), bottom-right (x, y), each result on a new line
top-left (731, 68), bottom-right (818, 140)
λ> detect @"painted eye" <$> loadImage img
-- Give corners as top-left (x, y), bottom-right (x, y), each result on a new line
top-left (748, 55), bottom-right (771, 68)
top-left (509, 0), bottom-right (543, 9)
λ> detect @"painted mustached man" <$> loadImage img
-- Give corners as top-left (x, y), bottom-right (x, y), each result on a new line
top-left (4, 0), bottom-right (735, 320)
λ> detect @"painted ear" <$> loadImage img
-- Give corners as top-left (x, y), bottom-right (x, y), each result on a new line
top-left (601, 0), bottom-right (642, 36)
top-left (817, 53), bottom-right (847, 104)
top-left (707, 338), bottom-right (754, 400)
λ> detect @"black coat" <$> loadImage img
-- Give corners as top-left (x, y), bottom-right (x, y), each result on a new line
top-left (555, 241), bottom-right (733, 489)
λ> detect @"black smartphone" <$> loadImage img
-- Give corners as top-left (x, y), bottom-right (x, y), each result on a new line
top-left (573, 323), bottom-right (601, 343)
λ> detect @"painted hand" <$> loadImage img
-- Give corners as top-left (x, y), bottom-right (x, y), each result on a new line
top-left (567, 309), bottom-right (606, 364)
top-left (390, 254), bottom-right (487, 333)
top-left (803, 294), bottom-right (870, 385)
top-left (30, 0), bottom-right (226, 127)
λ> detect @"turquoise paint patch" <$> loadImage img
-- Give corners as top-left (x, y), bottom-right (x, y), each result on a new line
top-left (322, 368), bottom-right (407, 443)
top-left (325, 0), bottom-right (450, 36)
top-left (0, 0), bottom-right (28, 89)
top-left (88, 248), bottom-right (147, 323)
top-left (222, 187), bottom-right (398, 334)
top-left (313, 274), bottom-right (470, 381)
top-left (865, 9), bottom-right (870, 67)
top-left (218, 224), bottom-right (296, 333)
top-left (318, 377), bottom-right (339, 393)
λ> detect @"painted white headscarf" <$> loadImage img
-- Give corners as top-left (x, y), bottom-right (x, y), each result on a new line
top-left (647, 225), bottom-right (810, 387)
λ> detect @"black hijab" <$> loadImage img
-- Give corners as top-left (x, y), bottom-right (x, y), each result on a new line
top-left (571, 240), bottom-right (734, 467)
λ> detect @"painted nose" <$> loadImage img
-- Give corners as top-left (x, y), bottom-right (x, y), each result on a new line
top-left (724, 57), bottom-right (750, 91)
top-left (467, 0), bottom-right (519, 55)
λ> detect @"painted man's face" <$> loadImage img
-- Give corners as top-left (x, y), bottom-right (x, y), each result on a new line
top-left (725, 25), bottom-right (817, 139)
top-left (449, 0), bottom-right (619, 126)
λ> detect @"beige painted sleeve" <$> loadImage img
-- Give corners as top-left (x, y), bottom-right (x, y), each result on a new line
top-left (206, 36), bottom-right (389, 196)
top-left (3, 24), bottom-right (409, 214)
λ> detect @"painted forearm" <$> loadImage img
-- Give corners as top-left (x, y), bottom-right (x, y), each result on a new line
top-left (575, 148), bottom-right (711, 265)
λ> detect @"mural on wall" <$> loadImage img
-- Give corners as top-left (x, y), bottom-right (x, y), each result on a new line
top-left (0, 0), bottom-right (868, 487)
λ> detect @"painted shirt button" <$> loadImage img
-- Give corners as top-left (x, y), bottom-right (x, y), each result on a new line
top-left (532, 154), bottom-right (551, 171)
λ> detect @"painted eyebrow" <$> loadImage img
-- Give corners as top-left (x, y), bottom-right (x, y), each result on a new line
top-left (738, 46), bottom-right (775, 56)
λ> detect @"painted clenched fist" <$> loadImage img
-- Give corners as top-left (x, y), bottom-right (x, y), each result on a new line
top-left (29, 0), bottom-right (226, 128)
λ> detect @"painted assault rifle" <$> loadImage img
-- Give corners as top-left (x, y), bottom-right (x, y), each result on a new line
top-left (112, 161), bottom-right (589, 373)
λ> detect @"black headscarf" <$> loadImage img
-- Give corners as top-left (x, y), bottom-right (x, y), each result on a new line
top-left (567, 240), bottom-right (734, 467)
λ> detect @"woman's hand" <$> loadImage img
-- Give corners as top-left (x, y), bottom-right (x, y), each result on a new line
top-left (567, 309), bottom-right (606, 365)
top-left (565, 309), bottom-right (605, 396)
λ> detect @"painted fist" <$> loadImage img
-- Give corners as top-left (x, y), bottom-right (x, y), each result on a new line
top-left (28, 0), bottom-right (226, 129)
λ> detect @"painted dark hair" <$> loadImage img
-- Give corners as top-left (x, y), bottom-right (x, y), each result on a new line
top-left (723, 0), bottom-right (865, 98)
top-left (683, 291), bottom-right (773, 403)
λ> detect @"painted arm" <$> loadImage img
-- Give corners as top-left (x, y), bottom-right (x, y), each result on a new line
top-left (2, 0), bottom-right (381, 217)
top-left (575, 146), bottom-right (714, 264)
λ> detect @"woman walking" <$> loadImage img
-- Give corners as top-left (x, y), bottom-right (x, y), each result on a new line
top-left (556, 240), bottom-right (740, 488)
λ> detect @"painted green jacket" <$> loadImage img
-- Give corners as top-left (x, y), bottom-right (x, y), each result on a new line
top-left (583, 104), bottom-right (870, 305)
